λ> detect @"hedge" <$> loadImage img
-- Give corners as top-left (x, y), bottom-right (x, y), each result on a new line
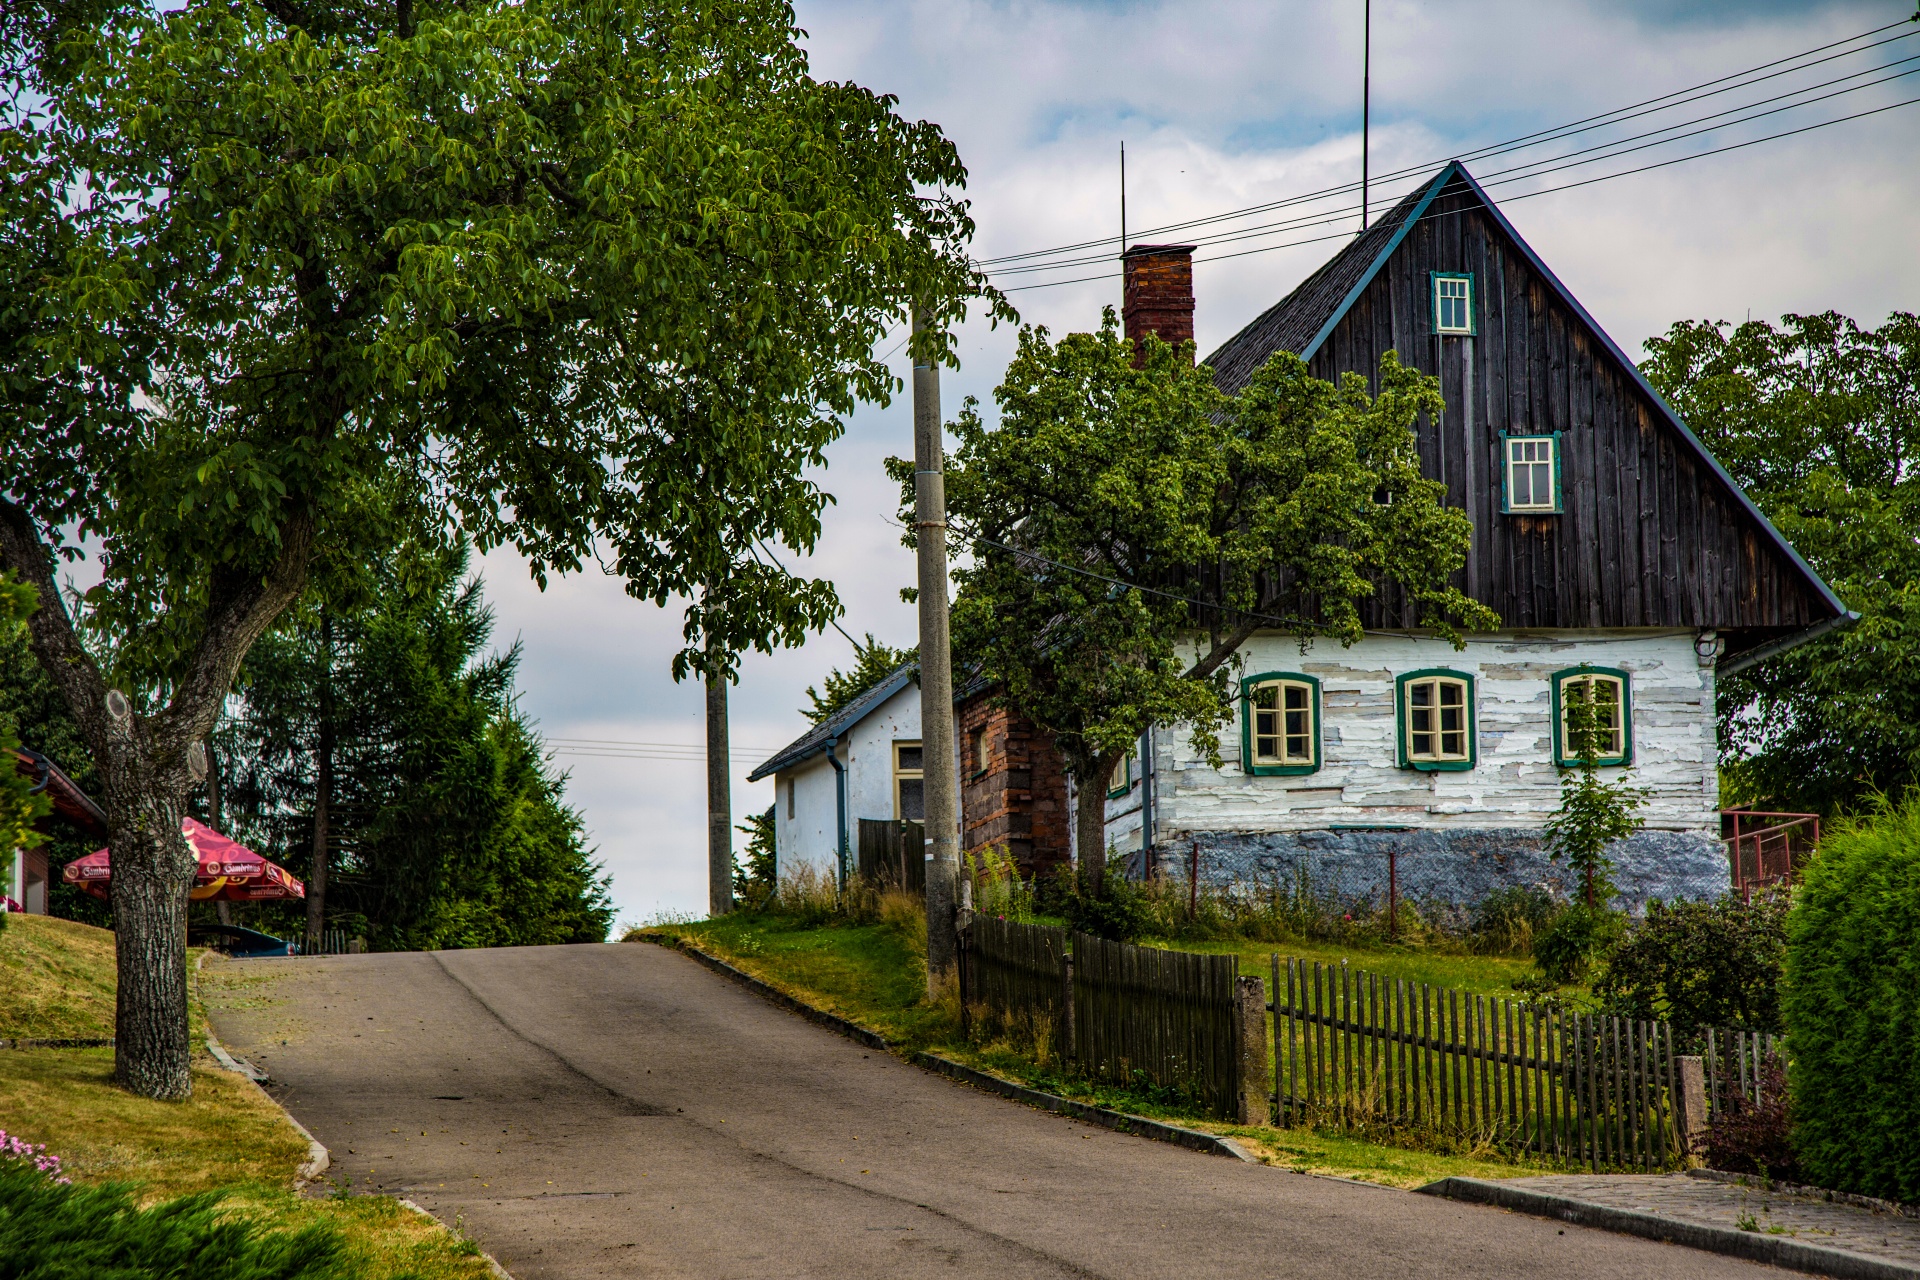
top-left (1783, 798), bottom-right (1920, 1202)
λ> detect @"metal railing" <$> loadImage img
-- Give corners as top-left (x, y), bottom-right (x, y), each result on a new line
top-left (1720, 809), bottom-right (1819, 901)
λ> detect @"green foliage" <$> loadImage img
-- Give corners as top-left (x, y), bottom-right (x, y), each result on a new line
top-left (1049, 867), bottom-right (1154, 943)
top-left (0, 572), bottom-right (51, 858)
top-left (913, 315), bottom-right (1495, 880)
top-left (1593, 892), bottom-right (1787, 1034)
top-left (733, 806), bottom-right (777, 910)
top-left (1642, 312), bottom-right (1919, 813)
top-left (222, 543), bottom-right (613, 949)
top-left (1704, 1051), bottom-right (1797, 1181)
top-left (1542, 669), bottom-right (1648, 907)
top-left (1783, 796), bottom-right (1920, 1201)
top-left (1468, 886), bottom-right (1561, 957)
top-left (964, 844), bottom-right (1038, 921)
top-left (801, 635), bottom-right (915, 726)
top-left (1532, 904), bottom-right (1626, 986)
top-left (0, 1157), bottom-right (343, 1279)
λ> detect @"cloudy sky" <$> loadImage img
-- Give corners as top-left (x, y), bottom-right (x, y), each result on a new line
top-left (475, 0), bottom-right (1920, 927)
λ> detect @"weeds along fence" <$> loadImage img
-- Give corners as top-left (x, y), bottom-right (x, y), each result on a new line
top-left (960, 919), bottom-right (1243, 1119)
top-left (1273, 958), bottom-right (1683, 1170)
top-left (1704, 1026), bottom-right (1783, 1122)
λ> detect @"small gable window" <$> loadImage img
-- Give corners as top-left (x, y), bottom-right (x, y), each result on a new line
top-left (1432, 273), bottom-right (1475, 335)
top-left (1241, 673), bottom-right (1321, 776)
top-left (1552, 667), bottom-right (1633, 767)
top-left (1397, 670), bottom-right (1475, 770)
top-left (1501, 433), bottom-right (1562, 513)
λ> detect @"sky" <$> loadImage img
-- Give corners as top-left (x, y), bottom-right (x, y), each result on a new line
top-left (474, 0), bottom-right (1920, 928)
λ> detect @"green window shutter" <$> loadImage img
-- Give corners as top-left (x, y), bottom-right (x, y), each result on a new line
top-left (1550, 666), bottom-right (1633, 767)
top-left (1240, 672), bottom-right (1322, 776)
top-left (1395, 668), bottom-right (1477, 771)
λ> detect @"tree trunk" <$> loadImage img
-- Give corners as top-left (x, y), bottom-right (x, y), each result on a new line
top-left (1075, 758), bottom-right (1111, 892)
top-left (206, 734), bottom-right (231, 927)
top-left (305, 610), bottom-right (333, 954)
top-left (106, 775), bottom-right (195, 1100)
top-left (706, 670), bottom-right (733, 918)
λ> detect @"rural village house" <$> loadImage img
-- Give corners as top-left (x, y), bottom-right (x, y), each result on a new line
top-left (756, 161), bottom-right (1849, 912)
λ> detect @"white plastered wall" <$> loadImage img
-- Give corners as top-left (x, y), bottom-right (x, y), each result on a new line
top-left (773, 683), bottom-right (924, 879)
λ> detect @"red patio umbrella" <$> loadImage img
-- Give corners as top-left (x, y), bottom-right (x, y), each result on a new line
top-left (63, 817), bottom-right (306, 902)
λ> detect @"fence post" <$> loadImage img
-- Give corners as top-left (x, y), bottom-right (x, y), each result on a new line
top-left (1675, 1054), bottom-right (1708, 1158)
top-left (1236, 974), bottom-right (1269, 1126)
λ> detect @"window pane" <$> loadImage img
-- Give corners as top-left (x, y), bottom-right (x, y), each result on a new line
top-left (896, 745), bottom-right (922, 772)
top-left (898, 778), bottom-right (925, 820)
top-left (1253, 683), bottom-right (1278, 709)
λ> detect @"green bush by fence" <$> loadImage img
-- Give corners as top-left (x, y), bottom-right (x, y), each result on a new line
top-left (1784, 799), bottom-right (1920, 1202)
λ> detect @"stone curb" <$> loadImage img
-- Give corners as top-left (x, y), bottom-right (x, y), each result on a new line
top-left (643, 934), bottom-right (1253, 1164)
top-left (1417, 1176), bottom-right (1920, 1280)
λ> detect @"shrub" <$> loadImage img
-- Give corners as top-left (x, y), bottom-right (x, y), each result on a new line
top-left (1056, 867), bottom-right (1153, 942)
top-left (1594, 891), bottom-right (1786, 1035)
top-left (1469, 886), bottom-right (1561, 956)
top-left (0, 1156), bottom-right (343, 1279)
top-left (1784, 798), bottom-right (1920, 1202)
top-left (1532, 904), bottom-right (1625, 984)
top-left (1703, 1051), bottom-right (1797, 1181)
top-left (732, 807), bottom-right (777, 910)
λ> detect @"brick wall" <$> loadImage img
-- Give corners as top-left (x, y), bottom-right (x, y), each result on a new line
top-left (958, 694), bottom-right (1071, 878)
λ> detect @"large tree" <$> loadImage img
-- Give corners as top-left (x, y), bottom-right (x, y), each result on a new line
top-left (1641, 311), bottom-right (1918, 814)
top-left (919, 318), bottom-right (1495, 886)
top-left (0, 0), bottom-right (989, 1097)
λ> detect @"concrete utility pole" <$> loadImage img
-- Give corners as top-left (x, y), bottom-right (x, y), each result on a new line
top-left (706, 666), bottom-right (734, 919)
top-left (912, 308), bottom-right (960, 991)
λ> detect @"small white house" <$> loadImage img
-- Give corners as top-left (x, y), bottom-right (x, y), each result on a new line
top-left (749, 666), bottom-right (926, 882)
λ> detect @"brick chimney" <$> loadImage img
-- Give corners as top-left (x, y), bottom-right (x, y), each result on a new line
top-left (1121, 244), bottom-right (1196, 365)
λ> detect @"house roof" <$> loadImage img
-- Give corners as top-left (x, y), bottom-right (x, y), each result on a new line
top-left (1203, 160), bottom-right (1848, 628)
top-left (746, 664), bottom-right (917, 782)
top-left (12, 747), bottom-right (108, 839)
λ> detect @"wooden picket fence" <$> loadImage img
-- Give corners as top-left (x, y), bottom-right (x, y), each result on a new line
top-left (964, 916), bottom-right (1069, 1042)
top-left (1073, 933), bottom-right (1241, 1119)
top-left (1704, 1026), bottom-right (1784, 1122)
top-left (960, 920), bottom-right (1242, 1119)
top-left (1271, 958), bottom-right (1682, 1170)
top-left (856, 818), bottom-right (926, 894)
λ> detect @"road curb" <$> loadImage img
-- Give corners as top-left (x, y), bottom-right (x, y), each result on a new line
top-left (644, 934), bottom-right (1254, 1163)
top-left (397, 1199), bottom-right (516, 1280)
top-left (195, 951), bottom-right (329, 1188)
top-left (1417, 1176), bottom-right (1920, 1280)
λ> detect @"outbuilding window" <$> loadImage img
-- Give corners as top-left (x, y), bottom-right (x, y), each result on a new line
top-left (1552, 667), bottom-right (1632, 767)
top-left (1432, 273), bottom-right (1475, 335)
top-left (1397, 670), bottom-right (1476, 770)
top-left (894, 741), bottom-right (924, 820)
top-left (1241, 673), bottom-right (1321, 776)
top-left (1502, 433), bottom-right (1562, 513)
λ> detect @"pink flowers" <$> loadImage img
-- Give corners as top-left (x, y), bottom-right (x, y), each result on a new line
top-left (0, 1130), bottom-right (70, 1184)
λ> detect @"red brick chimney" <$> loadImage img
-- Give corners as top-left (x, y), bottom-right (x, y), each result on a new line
top-left (1122, 244), bottom-right (1196, 366)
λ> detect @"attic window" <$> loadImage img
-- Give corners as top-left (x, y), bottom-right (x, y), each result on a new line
top-left (1502, 433), bottom-right (1562, 513)
top-left (1432, 273), bottom-right (1475, 335)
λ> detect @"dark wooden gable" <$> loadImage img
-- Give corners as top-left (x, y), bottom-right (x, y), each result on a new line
top-left (1206, 163), bottom-right (1844, 649)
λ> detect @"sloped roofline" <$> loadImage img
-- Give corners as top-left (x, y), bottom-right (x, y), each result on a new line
top-left (746, 664), bottom-right (917, 782)
top-left (1293, 161), bottom-right (1846, 623)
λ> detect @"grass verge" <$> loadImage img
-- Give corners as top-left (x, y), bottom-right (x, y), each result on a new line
top-left (0, 914), bottom-right (494, 1279)
top-left (639, 909), bottom-right (1562, 1188)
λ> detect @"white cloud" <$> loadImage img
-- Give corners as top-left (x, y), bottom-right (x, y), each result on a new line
top-left (480, 0), bottom-right (1920, 923)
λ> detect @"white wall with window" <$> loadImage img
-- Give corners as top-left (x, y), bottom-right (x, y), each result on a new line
top-left (768, 681), bottom-right (924, 882)
top-left (1107, 629), bottom-right (1717, 847)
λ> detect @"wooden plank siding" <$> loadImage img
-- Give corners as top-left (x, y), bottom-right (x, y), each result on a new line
top-left (1293, 174), bottom-right (1829, 637)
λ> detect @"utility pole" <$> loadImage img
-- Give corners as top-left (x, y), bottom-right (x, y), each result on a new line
top-left (912, 307), bottom-right (960, 991)
top-left (706, 589), bottom-right (734, 918)
top-left (1361, 0), bottom-right (1371, 230)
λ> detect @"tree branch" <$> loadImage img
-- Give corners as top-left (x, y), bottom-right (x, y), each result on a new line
top-left (0, 496), bottom-right (108, 746)
top-left (1183, 614), bottom-right (1261, 684)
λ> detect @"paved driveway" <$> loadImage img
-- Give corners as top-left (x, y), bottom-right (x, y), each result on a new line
top-left (208, 943), bottom-right (1770, 1279)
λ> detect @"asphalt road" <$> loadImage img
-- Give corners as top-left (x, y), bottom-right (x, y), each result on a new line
top-left (208, 943), bottom-right (1771, 1280)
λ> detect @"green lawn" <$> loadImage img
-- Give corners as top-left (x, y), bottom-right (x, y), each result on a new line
top-left (640, 911), bottom-right (1566, 1189)
top-left (0, 913), bottom-right (495, 1279)
top-left (1143, 935), bottom-right (1553, 999)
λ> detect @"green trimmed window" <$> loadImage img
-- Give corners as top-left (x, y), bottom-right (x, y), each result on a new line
top-left (1552, 667), bottom-right (1633, 767)
top-left (1432, 272), bottom-right (1475, 335)
top-left (1501, 432), bottom-right (1562, 513)
top-left (1397, 669), bottom-right (1475, 770)
top-left (1107, 744), bottom-right (1138, 798)
top-left (1241, 673), bottom-right (1321, 776)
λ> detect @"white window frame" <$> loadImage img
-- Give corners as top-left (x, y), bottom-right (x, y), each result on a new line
top-left (1403, 675), bottom-right (1473, 766)
top-left (1503, 434), bottom-right (1561, 513)
top-left (1433, 274), bottom-right (1474, 335)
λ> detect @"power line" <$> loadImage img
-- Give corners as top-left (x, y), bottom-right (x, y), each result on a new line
top-left (972, 16), bottom-right (1918, 272)
top-left (994, 92), bottom-right (1920, 294)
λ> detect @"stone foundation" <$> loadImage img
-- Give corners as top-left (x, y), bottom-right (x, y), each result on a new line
top-left (1149, 827), bottom-right (1728, 915)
